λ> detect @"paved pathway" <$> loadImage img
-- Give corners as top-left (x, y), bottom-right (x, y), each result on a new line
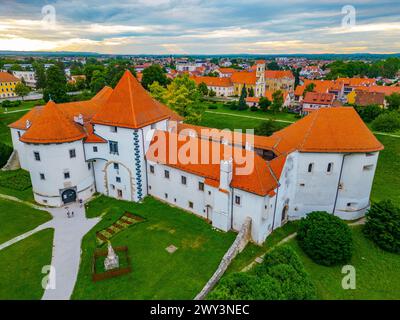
top-left (0, 201), bottom-right (100, 300)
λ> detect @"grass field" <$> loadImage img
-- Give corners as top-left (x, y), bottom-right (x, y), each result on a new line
top-left (0, 198), bottom-right (51, 244)
top-left (0, 110), bottom-right (29, 146)
top-left (0, 228), bottom-right (54, 300)
top-left (72, 196), bottom-right (236, 300)
top-left (0, 99), bottom-right (44, 113)
top-left (287, 226), bottom-right (400, 300)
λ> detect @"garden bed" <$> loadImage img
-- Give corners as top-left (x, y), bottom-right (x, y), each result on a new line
top-left (92, 246), bottom-right (132, 282)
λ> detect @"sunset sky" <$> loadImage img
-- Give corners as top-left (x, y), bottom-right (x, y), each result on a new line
top-left (1, 0), bottom-right (399, 54)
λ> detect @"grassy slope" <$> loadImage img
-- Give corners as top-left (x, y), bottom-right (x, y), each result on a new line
top-left (287, 226), bottom-right (400, 300)
top-left (0, 198), bottom-right (51, 244)
top-left (72, 196), bottom-right (236, 300)
top-left (0, 110), bottom-right (29, 146)
top-left (0, 228), bottom-right (54, 300)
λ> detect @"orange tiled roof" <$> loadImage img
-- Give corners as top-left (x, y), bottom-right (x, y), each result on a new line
top-left (265, 70), bottom-right (294, 79)
top-left (0, 72), bottom-right (20, 83)
top-left (269, 107), bottom-right (383, 153)
top-left (231, 71), bottom-right (257, 85)
top-left (218, 68), bottom-right (236, 74)
top-left (303, 92), bottom-right (335, 105)
top-left (19, 101), bottom-right (87, 144)
top-left (191, 76), bottom-right (233, 87)
top-left (92, 70), bottom-right (173, 129)
top-left (367, 85), bottom-right (400, 96)
top-left (146, 130), bottom-right (283, 196)
top-left (265, 90), bottom-right (289, 102)
top-left (337, 77), bottom-right (376, 87)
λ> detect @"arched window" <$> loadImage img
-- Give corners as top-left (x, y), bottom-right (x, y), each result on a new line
top-left (308, 163), bottom-right (314, 173)
top-left (327, 162), bottom-right (333, 173)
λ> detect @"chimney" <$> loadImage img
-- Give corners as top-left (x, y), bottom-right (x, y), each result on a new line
top-left (219, 158), bottom-right (233, 191)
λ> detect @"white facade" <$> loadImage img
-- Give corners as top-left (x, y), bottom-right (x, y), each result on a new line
top-left (207, 85), bottom-right (234, 97)
top-left (12, 71), bottom-right (36, 88)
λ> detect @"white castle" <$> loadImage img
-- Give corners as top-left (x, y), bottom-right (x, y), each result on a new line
top-left (9, 71), bottom-right (383, 244)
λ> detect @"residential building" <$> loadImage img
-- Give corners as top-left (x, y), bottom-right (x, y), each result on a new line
top-left (191, 76), bottom-right (234, 97)
top-left (12, 70), bottom-right (36, 88)
top-left (0, 72), bottom-right (21, 98)
top-left (302, 92), bottom-right (335, 114)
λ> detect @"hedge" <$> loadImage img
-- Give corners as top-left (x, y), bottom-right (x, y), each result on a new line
top-left (0, 143), bottom-right (13, 168)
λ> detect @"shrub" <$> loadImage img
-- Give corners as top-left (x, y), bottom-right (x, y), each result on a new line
top-left (250, 106), bottom-right (258, 112)
top-left (297, 211), bottom-right (353, 266)
top-left (1, 100), bottom-right (22, 108)
top-left (0, 143), bottom-right (13, 168)
top-left (0, 169), bottom-right (32, 191)
top-left (208, 104), bottom-right (218, 109)
top-left (355, 104), bottom-right (383, 123)
top-left (254, 120), bottom-right (280, 136)
top-left (210, 245), bottom-right (316, 300)
top-left (371, 112), bottom-right (400, 132)
top-left (363, 200), bottom-right (400, 253)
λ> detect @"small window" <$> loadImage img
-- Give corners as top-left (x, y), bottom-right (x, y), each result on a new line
top-left (40, 173), bottom-right (45, 180)
top-left (69, 149), bottom-right (76, 158)
top-left (111, 126), bottom-right (118, 133)
top-left (181, 176), bottom-right (187, 185)
top-left (199, 182), bottom-right (204, 191)
top-left (17, 131), bottom-right (21, 138)
top-left (189, 201), bottom-right (194, 209)
top-left (111, 184), bottom-right (115, 190)
top-left (208, 191), bottom-right (211, 195)
top-left (150, 165), bottom-right (155, 174)
top-left (366, 152), bottom-right (375, 157)
top-left (327, 162), bottom-right (333, 173)
top-left (87, 163), bottom-right (91, 170)
top-left (165, 193), bottom-right (168, 199)
top-left (307, 163), bottom-right (314, 173)
top-left (114, 163), bottom-right (119, 170)
top-left (93, 146), bottom-right (98, 152)
top-left (235, 195), bottom-right (241, 205)
top-left (109, 141), bottom-right (119, 155)
top-left (116, 177), bottom-right (121, 183)
top-left (164, 170), bottom-right (170, 179)
top-left (34, 151), bottom-right (40, 161)
top-left (151, 123), bottom-right (156, 129)
top-left (64, 172), bottom-right (70, 179)
top-left (363, 164), bottom-right (374, 171)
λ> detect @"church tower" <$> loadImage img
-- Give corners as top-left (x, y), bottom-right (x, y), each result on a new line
top-left (255, 60), bottom-right (266, 97)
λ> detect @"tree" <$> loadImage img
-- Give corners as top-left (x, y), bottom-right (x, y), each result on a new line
top-left (303, 83), bottom-right (315, 97)
top-left (255, 120), bottom-right (280, 136)
top-left (208, 89), bottom-right (216, 97)
top-left (248, 87), bottom-right (255, 97)
top-left (363, 200), bottom-right (400, 254)
top-left (141, 64), bottom-right (168, 90)
top-left (259, 97), bottom-right (271, 111)
top-left (385, 93), bottom-right (400, 111)
top-left (33, 62), bottom-right (46, 89)
top-left (297, 211), bottom-right (353, 266)
top-left (0, 142), bottom-right (13, 168)
top-left (90, 70), bottom-right (107, 94)
top-left (355, 104), bottom-right (383, 123)
top-left (271, 90), bottom-right (284, 113)
top-left (43, 65), bottom-right (68, 103)
top-left (149, 81), bottom-right (167, 104)
top-left (14, 82), bottom-right (31, 100)
top-left (238, 85), bottom-right (248, 110)
top-left (83, 63), bottom-right (105, 86)
top-left (198, 82), bottom-right (209, 96)
top-left (371, 112), bottom-right (400, 132)
top-left (163, 75), bottom-right (205, 124)
top-left (267, 61), bottom-right (280, 70)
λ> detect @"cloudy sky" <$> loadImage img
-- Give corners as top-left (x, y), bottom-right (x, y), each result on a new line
top-left (0, 0), bottom-right (399, 54)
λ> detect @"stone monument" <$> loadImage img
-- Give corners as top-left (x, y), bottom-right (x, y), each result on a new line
top-left (104, 242), bottom-right (119, 271)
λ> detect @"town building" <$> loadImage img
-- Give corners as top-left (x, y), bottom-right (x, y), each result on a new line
top-left (265, 70), bottom-right (295, 92)
top-left (191, 76), bottom-right (234, 97)
top-left (8, 71), bottom-right (383, 244)
top-left (301, 92), bottom-right (336, 114)
top-left (12, 70), bottom-right (36, 88)
top-left (0, 72), bottom-right (21, 98)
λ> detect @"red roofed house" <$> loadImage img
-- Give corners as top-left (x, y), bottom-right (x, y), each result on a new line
top-left (7, 70), bottom-right (383, 244)
top-left (302, 92), bottom-right (336, 114)
top-left (191, 76), bottom-right (234, 97)
top-left (265, 70), bottom-right (295, 92)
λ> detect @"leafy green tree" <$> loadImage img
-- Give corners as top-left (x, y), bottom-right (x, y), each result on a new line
top-left (303, 83), bottom-right (315, 97)
top-left (83, 64), bottom-right (105, 86)
top-left (297, 211), bottom-right (353, 266)
top-left (385, 93), bottom-right (400, 111)
top-left (271, 90), bottom-right (284, 113)
top-left (255, 120), bottom-right (280, 136)
top-left (363, 200), bottom-right (400, 254)
top-left (238, 85), bottom-right (248, 110)
top-left (43, 65), bottom-right (68, 103)
top-left (33, 62), bottom-right (46, 89)
top-left (208, 89), bottom-right (216, 97)
top-left (149, 81), bottom-right (167, 104)
top-left (90, 70), bottom-right (107, 94)
top-left (371, 112), bottom-right (400, 132)
top-left (141, 64), bottom-right (168, 90)
top-left (248, 87), bottom-right (255, 97)
top-left (355, 104), bottom-right (383, 122)
top-left (198, 82), bottom-right (209, 96)
top-left (14, 82), bottom-right (31, 100)
top-left (259, 97), bottom-right (271, 111)
top-left (163, 75), bottom-right (204, 124)
top-left (267, 61), bottom-right (280, 70)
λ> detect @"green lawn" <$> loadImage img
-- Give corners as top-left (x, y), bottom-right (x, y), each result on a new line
top-left (371, 135), bottom-right (400, 207)
top-left (287, 226), bottom-right (400, 299)
top-left (72, 196), bottom-right (236, 300)
top-left (0, 110), bottom-right (29, 146)
top-left (0, 228), bottom-right (54, 300)
top-left (0, 99), bottom-right (43, 113)
top-left (0, 198), bottom-right (51, 244)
